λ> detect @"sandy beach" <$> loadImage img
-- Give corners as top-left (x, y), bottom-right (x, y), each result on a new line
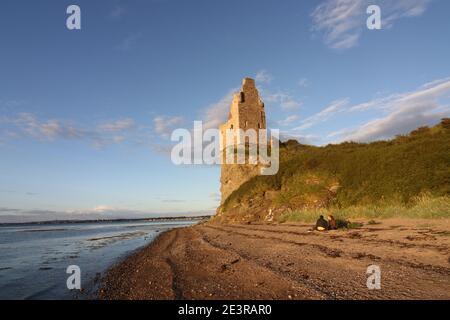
top-left (99, 219), bottom-right (450, 300)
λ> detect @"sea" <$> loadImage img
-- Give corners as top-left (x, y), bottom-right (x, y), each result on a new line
top-left (0, 219), bottom-right (198, 299)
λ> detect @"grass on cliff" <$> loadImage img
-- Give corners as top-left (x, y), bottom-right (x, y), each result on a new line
top-left (220, 119), bottom-right (450, 220)
top-left (277, 194), bottom-right (450, 223)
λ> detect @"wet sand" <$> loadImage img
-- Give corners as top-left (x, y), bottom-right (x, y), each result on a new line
top-left (99, 219), bottom-right (450, 300)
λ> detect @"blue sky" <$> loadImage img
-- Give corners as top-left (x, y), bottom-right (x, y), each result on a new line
top-left (1, 0), bottom-right (449, 222)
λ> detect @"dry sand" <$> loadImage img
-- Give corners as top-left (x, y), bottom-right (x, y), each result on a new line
top-left (99, 219), bottom-right (450, 300)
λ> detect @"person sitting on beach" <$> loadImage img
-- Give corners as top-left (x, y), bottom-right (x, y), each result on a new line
top-left (315, 215), bottom-right (329, 231)
top-left (327, 214), bottom-right (337, 230)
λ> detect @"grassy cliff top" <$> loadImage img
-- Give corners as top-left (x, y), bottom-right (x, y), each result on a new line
top-left (216, 119), bottom-right (450, 223)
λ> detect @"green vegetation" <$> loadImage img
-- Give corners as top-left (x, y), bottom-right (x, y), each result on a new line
top-left (277, 194), bottom-right (450, 223)
top-left (218, 119), bottom-right (450, 223)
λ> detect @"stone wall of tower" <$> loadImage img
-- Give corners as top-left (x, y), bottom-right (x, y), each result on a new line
top-left (219, 78), bottom-right (267, 204)
top-left (219, 78), bottom-right (266, 147)
top-left (237, 78), bottom-right (266, 132)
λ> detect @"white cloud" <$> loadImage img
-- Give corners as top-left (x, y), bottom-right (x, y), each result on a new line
top-left (282, 78), bottom-right (450, 144)
top-left (1, 113), bottom-right (139, 148)
top-left (149, 90), bottom-right (235, 155)
top-left (298, 78), bottom-right (309, 88)
top-left (201, 89), bottom-right (236, 130)
top-left (421, 77), bottom-right (450, 89)
top-left (263, 90), bottom-right (302, 111)
top-left (112, 135), bottom-right (126, 143)
top-left (347, 94), bottom-right (400, 112)
top-left (255, 70), bottom-right (273, 84)
top-left (153, 115), bottom-right (184, 139)
top-left (116, 32), bottom-right (142, 51)
top-left (93, 205), bottom-right (114, 213)
top-left (332, 79), bottom-right (450, 142)
top-left (98, 118), bottom-right (135, 132)
top-left (282, 99), bottom-right (302, 110)
top-left (311, 0), bottom-right (433, 49)
top-left (294, 98), bottom-right (349, 130)
top-left (13, 113), bottom-right (88, 140)
top-left (0, 99), bottom-right (26, 110)
top-left (348, 78), bottom-right (450, 113)
top-left (277, 115), bottom-right (299, 126)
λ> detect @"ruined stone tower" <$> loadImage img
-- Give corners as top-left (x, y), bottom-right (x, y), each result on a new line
top-left (219, 78), bottom-right (267, 203)
top-left (219, 78), bottom-right (266, 141)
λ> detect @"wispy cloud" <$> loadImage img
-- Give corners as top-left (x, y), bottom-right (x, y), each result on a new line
top-left (11, 113), bottom-right (89, 140)
top-left (283, 77), bottom-right (450, 144)
top-left (294, 98), bottom-right (349, 130)
top-left (0, 113), bottom-right (140, 148)
top-left (153, 115), bottom-right (185, 139)
top-left (298, 78), bottom-right (309, 88)
top-left (150, 89), bottom-right (236, 156)
top-left (98, 118), bottom-right (135, 132)
top-left (311, 0), bottom-right (433, 49)
top-left (0, 99), bottom-right (26, 111)
top-left (201, 89), bottom-right (236, 130)
top-left (421, 77), bottom-right (450, 89)
top-left (263, 90), bottom-right (302, 111)
top-left (148, 74), bottom-right (307, 152)
top-left (115, 32), bottom-right (142, 51)
top-left (255, 70), bottom-right (273, 84)
top-left (277, 115), bottom-right (300, 126)
top-left (333, 79), bottom-right (450, 142)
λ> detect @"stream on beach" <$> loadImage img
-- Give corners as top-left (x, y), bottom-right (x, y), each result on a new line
top-left (0, 219), bottom-right (197, 299)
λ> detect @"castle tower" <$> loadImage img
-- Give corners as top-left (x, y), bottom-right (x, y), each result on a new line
top-left (219, 78), bottom-right (266, 146)
top-left (218, 78), bottom-right (267, 203)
